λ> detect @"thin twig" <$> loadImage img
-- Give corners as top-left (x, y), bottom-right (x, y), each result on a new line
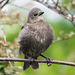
top-left (0, 58), bottom-right (75, 66)
top-left (1, 23), bottom-right (7, 42)
top-left (54, 31), bottom-right (75, 42)
top-left (36, 0), bottom-right (75, 26)
top-left (54, 37), bottom-right (70, 42)
top-left (1, 0), bottom-right (9, 9)
top-left (0, 0), bottom-right (4, 4)
top-left (0, 0), bottom-right (30, 10)
top-left (1, 22), bottom-right (13, 68)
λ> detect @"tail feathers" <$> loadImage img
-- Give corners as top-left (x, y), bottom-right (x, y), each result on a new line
top-left (31, 62), bottom-right (39, 69)
top-left (23, 56), bottom-right (30, 71)
top-left (23, 62), bottom-right (30, 71)
top-left (23, 55), bottom-right (39, 70)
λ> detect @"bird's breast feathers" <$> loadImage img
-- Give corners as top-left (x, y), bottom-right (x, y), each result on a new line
top-left (19, 21), bottom-right (54, 44)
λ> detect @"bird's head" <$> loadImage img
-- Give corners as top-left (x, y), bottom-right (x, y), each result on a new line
top-left (27, 8), bottom-right (44, 23)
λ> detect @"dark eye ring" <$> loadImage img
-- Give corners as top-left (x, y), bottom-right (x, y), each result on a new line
top-left (34, 14), bottom-right (37, 16)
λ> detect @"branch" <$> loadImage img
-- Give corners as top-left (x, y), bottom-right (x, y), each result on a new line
top-left (0, 58), bottom-right (75, 66)
top-left (54, 31), bottom-right (75, 42)
top-left (36, 0), bottom-right (75, 26)
top-left (0, 0), bottom-right (4, 4)
top-left (0, 0), bottom-right (9, 9)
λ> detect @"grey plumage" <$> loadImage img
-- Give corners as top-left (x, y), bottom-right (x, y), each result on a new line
top-left (18, 8), bottom-right (54, 70)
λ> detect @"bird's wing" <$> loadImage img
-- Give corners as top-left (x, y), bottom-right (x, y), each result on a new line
top-left (21, 23), bottom-right (29, 30)
top-left (19, 23), bottom-right (31, 43)
top-left (18, 23), bottom-right (31, 54)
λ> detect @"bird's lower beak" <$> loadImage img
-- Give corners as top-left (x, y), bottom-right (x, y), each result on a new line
top-left (38, 11), bottom-right (44, 16)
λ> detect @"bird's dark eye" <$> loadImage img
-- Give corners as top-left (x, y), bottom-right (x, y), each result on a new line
top-left (34, 14), bottom-right (38, 16)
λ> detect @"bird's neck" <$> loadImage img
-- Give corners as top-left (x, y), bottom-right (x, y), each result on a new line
top-left (27, 16), bottom-right (44, 23)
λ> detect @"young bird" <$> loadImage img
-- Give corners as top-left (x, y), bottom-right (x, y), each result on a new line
top-left (18, 8), bottom-right (54, 70)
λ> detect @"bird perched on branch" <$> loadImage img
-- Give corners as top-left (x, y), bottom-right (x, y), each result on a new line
top-left (18, 8), bottom-right (54, 70)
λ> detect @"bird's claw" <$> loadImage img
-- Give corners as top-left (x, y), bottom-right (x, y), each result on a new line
top-left (28, 56), bottom-right (34, 65)
top-left (46, 58), bottom-right (52, 67)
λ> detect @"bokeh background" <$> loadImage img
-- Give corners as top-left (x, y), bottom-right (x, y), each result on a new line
top-left (0, 0), bottom-right (75, 75)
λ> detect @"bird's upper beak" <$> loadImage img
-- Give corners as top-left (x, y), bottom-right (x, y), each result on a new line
top-left (38, 11), bottom-right (44, 16)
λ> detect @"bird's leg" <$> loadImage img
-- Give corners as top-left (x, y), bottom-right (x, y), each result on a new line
top-left (40, 54), bottom-right (52, 66)
top-left (26, 55), bottom-right (34, 65)
top-left (28, 57), bottom-right (32, 65)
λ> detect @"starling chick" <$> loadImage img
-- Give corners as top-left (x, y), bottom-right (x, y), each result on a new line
top-left (18, 8), bottom-right (54, 70)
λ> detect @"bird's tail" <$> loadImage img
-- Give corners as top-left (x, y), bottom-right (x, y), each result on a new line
top-left (23, 62), bottom-right (30, 71)
top-left (23, 56), bottom-right (39, 70)
top-left (31, 59), bottom-right (39, 69)
top-left (23, 56), bottom-right (30, 71)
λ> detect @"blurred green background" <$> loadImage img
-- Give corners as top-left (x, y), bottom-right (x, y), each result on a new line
top-left (0, 0), bottom-right (75, 75)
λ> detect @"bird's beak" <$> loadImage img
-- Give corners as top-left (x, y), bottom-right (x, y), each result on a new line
top-left (38, 11), bottom-right (44, 16)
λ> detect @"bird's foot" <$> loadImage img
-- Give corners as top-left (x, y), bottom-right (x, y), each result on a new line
top-left (46, 58), bottom-right (52, 66)
top-left (40, 54), bottom-right (52, 67)
top-left (28, 56), bottom-right (34, 65)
